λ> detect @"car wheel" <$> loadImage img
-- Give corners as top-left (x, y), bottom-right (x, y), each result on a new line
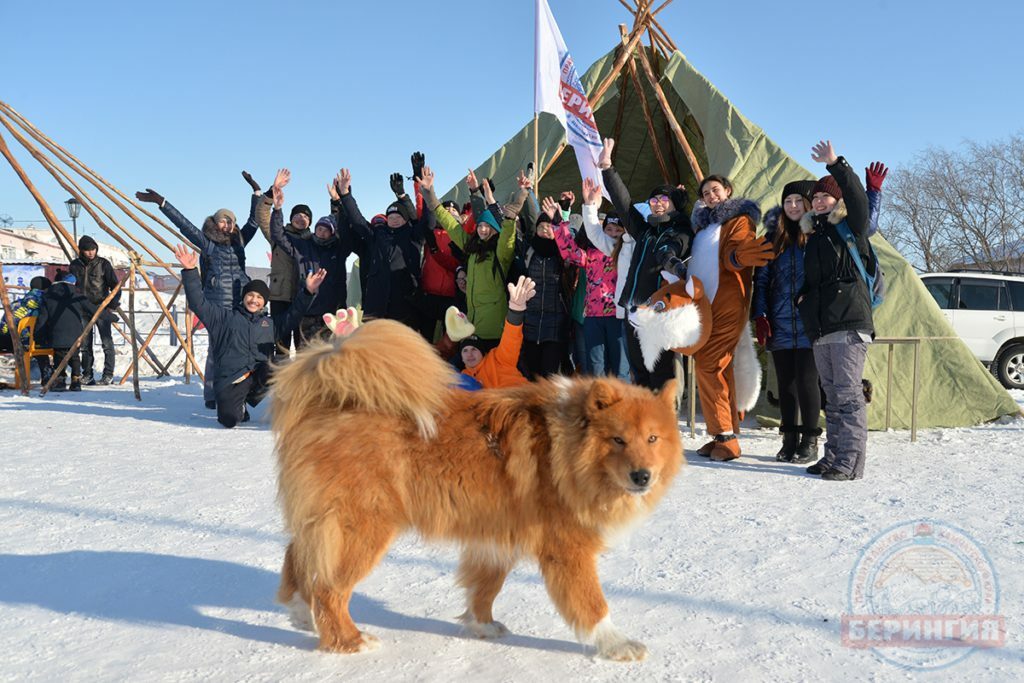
top-left (996, 343), bottom-right (1024, 390)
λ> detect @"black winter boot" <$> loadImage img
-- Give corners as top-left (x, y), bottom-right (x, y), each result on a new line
top-left (69, 375), bottom-right (82, 392)
top-left (98, 373), bottom-right (114, 386)
top-left (775, 428), bottom-right (800, 462)
top-left (793, 428), bottom-right (822, 464)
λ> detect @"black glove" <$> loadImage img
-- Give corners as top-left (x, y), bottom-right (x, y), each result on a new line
top-left (411, 151), bottom-right (425, 181)
top-left (666, 256), bottom-right (688, 280)
top-left (390, 172), bottom-right (405, 197)
top-left (241, 171), bottom-right (261, 192)
top-left (135, 188), bottom-right (165, 205)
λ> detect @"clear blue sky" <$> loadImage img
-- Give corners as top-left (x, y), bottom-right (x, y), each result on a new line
top-left (3, 0), bottom-right (1022, 267)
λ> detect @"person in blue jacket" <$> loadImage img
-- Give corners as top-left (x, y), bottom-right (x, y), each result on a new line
top-left (753, 162), bottom-right (886, 464)
top-left (173, 244), bottom-right (325, 429)
top-left (136, 185), bottom-right (262, 409)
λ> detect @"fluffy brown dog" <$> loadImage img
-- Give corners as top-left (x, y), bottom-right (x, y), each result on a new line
top-left (270, 319), bottom-right (682, 661)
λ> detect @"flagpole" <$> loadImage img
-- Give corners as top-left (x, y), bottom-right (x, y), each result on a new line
top-left (533, 0), bottom-right (540, 185)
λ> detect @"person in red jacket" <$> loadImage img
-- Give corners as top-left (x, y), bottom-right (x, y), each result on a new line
top-left (406, 152), bottom-right (463, 341)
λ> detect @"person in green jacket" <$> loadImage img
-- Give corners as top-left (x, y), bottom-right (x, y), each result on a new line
top-left (418, 165), bottom-right (527, 341)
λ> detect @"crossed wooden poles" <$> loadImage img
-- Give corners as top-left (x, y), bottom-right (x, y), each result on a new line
top-left (535, 0), bottom-right (704, 189)
top-left (0, 100), bottom-right (205, 398)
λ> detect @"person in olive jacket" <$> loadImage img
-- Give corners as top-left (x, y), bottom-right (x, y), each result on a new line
top-left (173, 244), bottom-right (325, 429)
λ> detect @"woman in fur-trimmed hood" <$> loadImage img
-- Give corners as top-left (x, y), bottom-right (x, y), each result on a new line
top-left (686, 175), bottom-right (773, 462)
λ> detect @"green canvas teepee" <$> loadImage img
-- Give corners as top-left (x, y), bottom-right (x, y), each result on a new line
top-left (442, 36), bottom-right (1019, 429)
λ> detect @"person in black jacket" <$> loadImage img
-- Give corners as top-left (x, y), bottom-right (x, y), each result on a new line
top-left (174, 244), bottom-right (324, 429)
top-left (597, 137), bottom-right (693, 389)
top-left (336, 167), bottom-right (429, 327)
top-left (270, 180), bottom-right (354, 343)
top-left (35, 273), bottom-right (96, 392)
top-left (796, 140), bottom-right (875, 481)
top-left (69, 235), bottom-right (120, 385)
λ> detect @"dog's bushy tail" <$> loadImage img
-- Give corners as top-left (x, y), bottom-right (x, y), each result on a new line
top-left (270, 319), bottom-right (457, 441)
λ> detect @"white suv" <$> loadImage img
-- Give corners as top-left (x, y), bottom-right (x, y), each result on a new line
top-left (920, 271), bottom-right (1024, 389)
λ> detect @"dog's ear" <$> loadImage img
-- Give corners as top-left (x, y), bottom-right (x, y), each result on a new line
top-left (657, 379), bottom-right (677, 409)
top-left (586, 379), bottom-right (622, 414)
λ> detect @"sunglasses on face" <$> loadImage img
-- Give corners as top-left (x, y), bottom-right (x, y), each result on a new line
top-left (649, 195), bottom-right (671, 205)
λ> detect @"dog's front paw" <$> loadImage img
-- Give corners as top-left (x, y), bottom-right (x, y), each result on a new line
top-left (587, 616), bottom-right (648, 662)
top-left (458, 611), bottom-right (510, 639)
top-left (599, 638), bottom-right (648, 662)
top-left (352, 632), bottom-right (381, 653)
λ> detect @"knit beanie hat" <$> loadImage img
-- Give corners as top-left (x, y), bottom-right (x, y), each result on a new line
top-left (242, 279), bottom-right (270, 303)
top-left (30, 276), bottom-right (51, 290)
top-left (811, 176), bottom-right (842, 201)
top-left (212, 208), bottom-right (237, 226)
top-left (385, 201), bottom-right (404, 217)
top-left (314, 215), bottom-right (336, 234)
top-left (476, 209), bottom-right (502, 233)
top-left (78, 235), bottom-right (98, 252)
top-left (648, 183), bottom-right (687, 210)
top-left (371, 214), bottom-right (387, 226)
top-left (460, 335), bottom-right (497, 355)
top-left (290, 204), bottom-right (313, 222)
top-left (781, 180), bottom-right (816, 204)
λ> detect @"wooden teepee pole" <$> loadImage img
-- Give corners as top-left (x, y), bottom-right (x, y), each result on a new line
top-left (118, 281), bottom-right (182, 385)
top-left (0, 102), bottom-right (189, 246)
top-left (0, 113), bottom-right (182, 278)
top-left (0, 263), bottom-right (29, 394)
top-left (0, 130), bottom-right (75, 261)
top-left (634, 41), bottom-right (704, 182)
top-left (621, 25), bottom-right (672, 183)
top-left (135, 267), bottom-right (204, 383)
top-left (128, 261), bottom-right (140, 400)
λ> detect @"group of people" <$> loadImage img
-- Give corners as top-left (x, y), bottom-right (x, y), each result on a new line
top-left (2, 234), bottom-right (122, 391)
top-left (3, 140), bottom-right (883, 481)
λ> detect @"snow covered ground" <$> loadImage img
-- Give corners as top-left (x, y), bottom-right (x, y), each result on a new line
top-left (1, 380), bottom-right (1021, 682)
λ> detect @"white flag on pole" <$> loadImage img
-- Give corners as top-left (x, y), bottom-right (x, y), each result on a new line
top-left (535, 0), bottom-right (606, 195)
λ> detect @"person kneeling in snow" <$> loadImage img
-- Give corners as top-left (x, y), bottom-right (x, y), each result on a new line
top-left (174, 244), bottom-right (326, 428)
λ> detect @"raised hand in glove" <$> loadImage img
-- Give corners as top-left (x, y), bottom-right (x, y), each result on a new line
top-left (411, 151), bottom-right (425, 182)
top-left (754, 315), bottom-right (771, 346)
top-left (241, 170), bottom-right (261, 193)
top-left (135, 188), bottom-right (165, 205)
top-left (390, 172), bottom-right (406, 197)
top-left (865, 161), bottom-right (888, 192)
top-left (731, 237), bottom-right (775, 268)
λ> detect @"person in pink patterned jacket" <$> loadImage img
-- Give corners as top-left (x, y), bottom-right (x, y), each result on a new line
top-left (553, 180), bottom-right (630, 379)
top-left (561, 176), bottom-right (630, 378)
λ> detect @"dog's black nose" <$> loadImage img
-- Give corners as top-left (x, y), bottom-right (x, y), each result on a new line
top-left (629, 469), bottom-right (651, 487)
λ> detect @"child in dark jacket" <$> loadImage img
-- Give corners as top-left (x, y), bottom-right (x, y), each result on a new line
top-left (174, 244), bottom-right (325, 429)
top-left (34, 274), bottom-right (95, 392)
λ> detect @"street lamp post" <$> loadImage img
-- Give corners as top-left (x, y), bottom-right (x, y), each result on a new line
top-left (65, 197), bottom-right (81, 247)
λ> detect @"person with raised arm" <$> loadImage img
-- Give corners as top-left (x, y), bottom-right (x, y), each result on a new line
top-left (136, 180), bottom-right (262, 408)
top-left (173, 242), bottom-right (325, 429)
top-left (597, 137), bottom-right (692, 389)
top-left (269, 172), bottom-right (354, 343)
top-left (797, 140), bottom-right (875, 481)
top-left (418, 165), bottom-right (524, 341)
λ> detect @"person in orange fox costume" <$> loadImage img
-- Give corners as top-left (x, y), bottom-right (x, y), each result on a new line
top-left (687, 175), bottom-right (773, 461)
